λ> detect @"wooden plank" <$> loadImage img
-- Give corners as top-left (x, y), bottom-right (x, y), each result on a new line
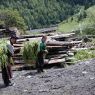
top-left (13, 44), bottom-right (24, 47)
top-left (47, 46), bottom-right (63, 48)
top-left (0, 29), bottom-right (6, 31)
top-left (14, 41), bottom-right (81, 48)
top-left (51, 33), bottom-right (75, 39)
top-left (47, 40), bottom-right (82, 46)
top-left (17, 39), bottom-right (28, 42)
top-left (14, 54), bottom-right (22, 57)
top-left (47, 54), bottom-right (68, 60)
top-left (13, 56), bottom-right (23, 60)
top-left (14, 60), bottom-right (25, 64)
top-left (48, 50), bottom-right (68, 55)
top-left (20, 34), bottom-right (43, 39)
top-left (48, 58), bottom-right (65, 64)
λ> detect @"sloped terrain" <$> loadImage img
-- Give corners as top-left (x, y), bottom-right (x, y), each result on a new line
top-left (0, 59), bottom-right (95, 95)
top-left (58, 5), bottom-right (95, 33)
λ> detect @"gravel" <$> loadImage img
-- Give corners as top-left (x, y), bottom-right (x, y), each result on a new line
top-left (0, 59), bottom-right (95, 95)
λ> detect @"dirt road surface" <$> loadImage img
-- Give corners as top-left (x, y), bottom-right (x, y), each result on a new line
top-left (0, 59), bottom-right (95, 95)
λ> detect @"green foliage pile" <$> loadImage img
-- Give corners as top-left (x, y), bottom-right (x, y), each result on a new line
top-left (0, 0), bottom-right (95, 29)
top-left (0, 39), bottom-right (8, 68)
top-left (22, 41), bottom-right (38, 63)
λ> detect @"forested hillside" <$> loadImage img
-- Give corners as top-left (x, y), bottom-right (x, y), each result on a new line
top-left (58, 5), bottom-right (95, 35)
top-left (0, 0), bottom-right (95, 29)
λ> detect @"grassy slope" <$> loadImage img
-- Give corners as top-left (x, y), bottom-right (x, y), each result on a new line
top-left (57, 6), bottom-right (95, 62)
top-left (58, 6), bottom-right (95, 33)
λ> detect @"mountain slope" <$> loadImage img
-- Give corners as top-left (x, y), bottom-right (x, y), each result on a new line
top-left (0, 0), bottom-right (95, 29)
top-left (58, 5), bottom-right (95, 34)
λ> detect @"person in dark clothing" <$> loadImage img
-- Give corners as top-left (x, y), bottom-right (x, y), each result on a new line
top-left (1, 36), bottom-right (18, 86)
top-left (1, 65), bottom-right (11, 86)
top-left (37, 35), bottom-right (48, 73)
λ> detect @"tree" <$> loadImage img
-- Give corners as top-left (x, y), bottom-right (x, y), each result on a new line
top-left (0, 0), bottom-right (95, 29)
top-left (0, 9), bottom-right (27, 30)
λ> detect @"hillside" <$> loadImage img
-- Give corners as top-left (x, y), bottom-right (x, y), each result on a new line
top-left (58, 6), bottom-right (95, 34)
top-left (0, 0), bottom-right (95, 29)
top-left (1, 59), bottom-right (95, 95)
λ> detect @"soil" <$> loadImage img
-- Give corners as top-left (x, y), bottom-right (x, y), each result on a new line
top-left (0, 59), bottom-right (95, 95)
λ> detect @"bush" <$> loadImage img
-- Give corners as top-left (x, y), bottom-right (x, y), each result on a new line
top-left (0, 9), bottom-right (27, 31)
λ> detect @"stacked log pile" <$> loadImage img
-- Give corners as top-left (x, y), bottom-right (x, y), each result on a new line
top-left (13, 32), bottom-right (82, 68)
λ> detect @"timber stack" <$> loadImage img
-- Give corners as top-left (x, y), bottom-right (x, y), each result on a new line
top-left (13, 32), bottom-right (82, 68)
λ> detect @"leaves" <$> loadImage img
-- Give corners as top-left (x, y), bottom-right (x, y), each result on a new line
top-left (0, 9), bottom-right (27, 31)
top-left (22, 41), bottom-right (38, 63)
top-left (0, 39), bottom-right (8, 68)
top-left (0, 0), bottom-right (94, 29)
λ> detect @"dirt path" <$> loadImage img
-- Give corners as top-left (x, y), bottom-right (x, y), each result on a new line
top-left (0, 59), bottom-right (95, 95)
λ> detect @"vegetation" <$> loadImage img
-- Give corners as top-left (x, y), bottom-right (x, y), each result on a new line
top-left (58, 6), bottom-right (95, 35)
top-left (0, 0), bottom-right (95, 29)
top-left (22, 41), bottom-right (38, 64)
top-left (0, 9), bottom-right (27, 31)
top-left (74, 49), bottom-right (95, 61)
top-left (0, 39), bottom-right (8, 68)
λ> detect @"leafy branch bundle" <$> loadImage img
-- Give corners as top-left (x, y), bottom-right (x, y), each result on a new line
top-left (0, 39), bottom-right (8, 68)
top-left (22, 41), bottom-right (38, 64)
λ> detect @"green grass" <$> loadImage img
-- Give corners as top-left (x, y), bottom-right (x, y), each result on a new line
top-left (58, 17), bottom-right (89, 33)
top-left (58, 5), bottom-right (95, 33)
top-left (74, 49), bottom-right (95, 61)
top-left (58, 20), bottom-right (79, 33)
